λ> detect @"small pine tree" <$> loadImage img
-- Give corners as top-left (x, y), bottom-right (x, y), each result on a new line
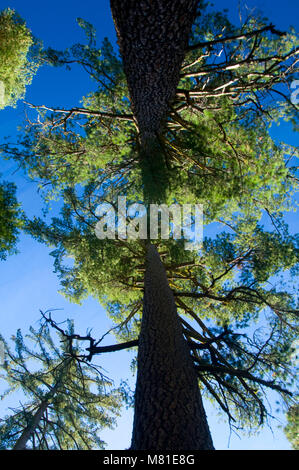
top-left (0, 319), bottom-right (122, 449)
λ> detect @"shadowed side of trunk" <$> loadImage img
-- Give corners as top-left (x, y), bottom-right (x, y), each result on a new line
top-left (131, 243), bottom-right (214, 450)
top-left (110, 0), bottom-right (199, 200)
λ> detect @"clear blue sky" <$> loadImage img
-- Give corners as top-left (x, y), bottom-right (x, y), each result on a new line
top-left (0, 0), bottom-right (298, 450)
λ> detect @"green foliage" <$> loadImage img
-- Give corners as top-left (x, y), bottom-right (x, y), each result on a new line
top-left (9, 34), bottom-right (136, 198)
top-left (5, 11), bottom-right (298, 220)
top-left (0, 8), bottom-right (38, 109)
top-left (23, 193), bottom-right (299, 430)
top-left (0, 321), bottom-right (122, 449)
top-left (284, 404), bottom-right (299, 449)
top-left (0, 178), bottom-right (23, 260)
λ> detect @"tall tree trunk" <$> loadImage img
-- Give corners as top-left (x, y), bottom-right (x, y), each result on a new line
top-left (13, 400), bottom-right (48, 450)
top-left (110, 0), bottom-right (199, 200)
top-left (110, 1), bottom-right (213, 448)
top-left (131, 243), bottom-right (214, 450)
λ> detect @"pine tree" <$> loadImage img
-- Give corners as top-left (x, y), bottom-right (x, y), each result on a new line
top-left (108, 2), bottom-right (298, 448)
top-left (0, 318), bottom-right (122, 449)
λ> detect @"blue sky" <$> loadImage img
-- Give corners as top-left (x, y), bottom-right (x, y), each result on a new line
top-left (0, 0), bottom-right (298, 450)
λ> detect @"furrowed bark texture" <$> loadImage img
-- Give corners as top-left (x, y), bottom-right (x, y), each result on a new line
top-left (131, 244), bottom-right (214, 450)
top-left (110, 0), bottom-right (198, 146)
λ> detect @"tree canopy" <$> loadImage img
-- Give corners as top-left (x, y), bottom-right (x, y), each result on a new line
top-left (0, 8), bottom-right (38, 109)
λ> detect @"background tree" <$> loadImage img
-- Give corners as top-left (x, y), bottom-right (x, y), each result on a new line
top-left (0, 315), bottom-right (122, 450)
top-left (0, 8), bottom-right (38, 109)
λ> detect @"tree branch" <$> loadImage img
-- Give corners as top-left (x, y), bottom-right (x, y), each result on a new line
top-left (24, 102), bottom-right (134, 122)
top-left (187, 24), bottom-right (285, 51)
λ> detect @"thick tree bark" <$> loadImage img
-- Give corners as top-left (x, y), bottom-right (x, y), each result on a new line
top-left (110, 1), bottom-right (199, 200)
top-left (13, 400), bottom-right (48, 450)
top-left (110, 0), bottom-right (198, 143)
top-left (131, 243), bottom-right (214, 450)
